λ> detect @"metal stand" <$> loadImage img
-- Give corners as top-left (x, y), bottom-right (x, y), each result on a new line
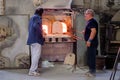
top-left (70, 41), bottom-right (85, 72)
top-left (109, 47), bottom-right (120, 80)
top-left (71, 41), bottom-right (78, 72)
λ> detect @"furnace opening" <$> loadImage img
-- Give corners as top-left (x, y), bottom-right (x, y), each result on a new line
top-left (42, 9), bottom-right (74, 42)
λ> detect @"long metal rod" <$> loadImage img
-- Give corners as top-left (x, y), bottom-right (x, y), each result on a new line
top-left (71, 30), bottom-right (84, 41)
top-left (109, 47), bottom-right (120, 80)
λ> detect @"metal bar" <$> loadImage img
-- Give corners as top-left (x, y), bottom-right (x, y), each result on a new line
top-left (109, 47), bottom-right (120, 80)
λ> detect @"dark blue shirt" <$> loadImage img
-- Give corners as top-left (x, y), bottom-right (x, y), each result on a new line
top-left (27, 14), bottom-right (44, 45)
top-left (84, 18), bottom-right (98, 47)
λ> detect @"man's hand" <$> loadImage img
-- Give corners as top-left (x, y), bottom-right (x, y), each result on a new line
top-left (86, 41), bottom-right (91, 47)
top-left (81, 30), bottom-right (85, 34)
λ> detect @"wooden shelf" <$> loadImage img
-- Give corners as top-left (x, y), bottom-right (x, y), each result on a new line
top-left (110, 40), bottom-right (120, 44)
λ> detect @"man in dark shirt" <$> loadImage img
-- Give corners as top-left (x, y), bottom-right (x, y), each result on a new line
top-left (84, 9), bottom-right (98, 77)
top-left (27, 8), bottom-right (44, 76)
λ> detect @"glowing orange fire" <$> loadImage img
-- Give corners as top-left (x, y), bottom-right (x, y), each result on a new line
top-left (42, 25), bottom-right (48, 34)
top-left (42, 22), bottom-right (67, 34)
top-left (61, 22), bottom-right (67, 33)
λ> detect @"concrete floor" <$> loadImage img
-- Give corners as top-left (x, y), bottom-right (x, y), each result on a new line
top-left (0, 63), bottom-right (120, 80)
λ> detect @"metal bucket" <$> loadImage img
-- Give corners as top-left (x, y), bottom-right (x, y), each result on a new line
top-left (96, 56), bottom-right (106, 70)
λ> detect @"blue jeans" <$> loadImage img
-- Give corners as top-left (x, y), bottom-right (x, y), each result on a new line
top-left (87, 47), bottom-right (97, 73)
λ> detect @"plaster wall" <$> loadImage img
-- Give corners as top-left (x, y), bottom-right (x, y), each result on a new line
top-left (0, 15), bottom-right (29, 68)
top-left (5, 0), bottom-right (35, 16)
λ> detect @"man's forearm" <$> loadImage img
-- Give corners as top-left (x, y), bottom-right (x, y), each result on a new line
top-left (88, 28), bottom-right (96, 42)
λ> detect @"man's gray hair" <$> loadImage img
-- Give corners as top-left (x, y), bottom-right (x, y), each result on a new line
top-left (85, 9), bottom-right (94, 16)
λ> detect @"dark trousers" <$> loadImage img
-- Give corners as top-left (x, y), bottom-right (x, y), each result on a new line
top-left (87, 47), bottom-right (97, 73)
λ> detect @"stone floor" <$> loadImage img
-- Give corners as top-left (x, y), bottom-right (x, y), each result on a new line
top-left (0, 63), bottom-right (120, 80)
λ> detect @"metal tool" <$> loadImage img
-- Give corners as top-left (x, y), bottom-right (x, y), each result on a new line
top-left (109, 47), bottom-right (120, 80)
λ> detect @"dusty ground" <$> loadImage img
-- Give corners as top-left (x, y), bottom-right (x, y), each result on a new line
top-left (0, 63), bottom-right (120, 80)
